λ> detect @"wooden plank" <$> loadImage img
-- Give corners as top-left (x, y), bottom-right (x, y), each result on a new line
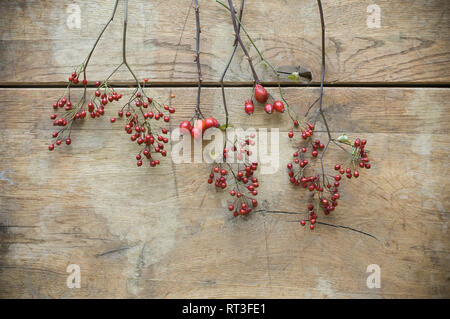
top-left (0, 0), bottom-right (449, 84)
top-left (0, 87), bottom-right (449, 298)
top-left (0, 87), bottom-right (449, 134)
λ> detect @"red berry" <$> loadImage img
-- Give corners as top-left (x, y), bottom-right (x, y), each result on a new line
top-left (244, 100), bottom-right (254, 115)
top-left (264, 103), bottom-right (273, 114)
top-left (110, 117), bottom-right (116, 123)
top-left (48, 144), bottom-right (54, 151)
top-left (179, 120), bottom-right (192, 133)
top-left (353, 170), bottom-right (359, 178)
top-left (254, 84), bottom-right (268, 103)
top-left (288, 131), bottom-right (294, 138)
top-left (204, 117), bottom-right (215, 129)
top-left (273, 100), bottom-right (285, 113)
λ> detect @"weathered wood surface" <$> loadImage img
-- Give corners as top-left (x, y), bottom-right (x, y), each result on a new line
top-left (0, 0), bottom-right (449, 85)
top-left (0, 87), bottom-right (449, 298)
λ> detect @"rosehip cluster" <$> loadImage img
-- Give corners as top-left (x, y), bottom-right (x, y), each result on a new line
top-left (287, 139), bottom-right (326, 187)
top-left (68, 71), bottom-right (87, 85)
top-left (48, 71), bottom-right (123, 151)
top-left (89, 81), bottom-right (123, 119)
top-left (243, 84), bottom-right (285, 115)
top-left (179, 117), bottom-right (219, 140)
top-left (208, 163), bottom-right (259, 217)
top-left (207, 134), bottom-right (259, 217)
top-left (223, 133), bottom-right (256, 161)
top-left (287, 128), bottom-right (371, 230)
top-left (113, 85), bottom-right (174, 167)
top-left (288, 122), bottom-right (315, 140)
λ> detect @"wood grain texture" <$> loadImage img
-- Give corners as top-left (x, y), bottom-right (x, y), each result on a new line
top-left (0, 87), bottom-right (449, 298)
top-left (0, 0), bottom-right (449, 85)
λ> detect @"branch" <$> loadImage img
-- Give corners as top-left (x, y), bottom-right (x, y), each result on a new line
top-left (255, 210), bottom-right (378, 241)
top-left (121, 0), bottom-right (140, 88)
top-left (83, 0), bottom-right (119, 79)
top-left (194, 0), bottom-right (204, 119)
top-left (217, 0), bottom-right (301, 122)
top-left (227, 0), bottom-right (260, 83)
top-left (316, 221), bottom-right (379, 241)
top-left (220, 0), bottom-right (245, 156)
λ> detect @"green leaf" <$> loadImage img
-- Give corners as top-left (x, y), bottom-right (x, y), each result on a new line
top-left (219, 123), bottom-right (232, 131)
top-left (288, 72), bottom-right (300, 82)
top-left (337, 134), bottom-right (351, 145)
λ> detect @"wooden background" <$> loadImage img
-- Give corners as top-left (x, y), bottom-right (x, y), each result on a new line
top-left (0, 0), bottom-right (449, 298)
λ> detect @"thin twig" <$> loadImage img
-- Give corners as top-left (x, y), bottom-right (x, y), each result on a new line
top-left (317, 221), bottom-right (379, 241)
top-left (220, 0), bottom-right (245, 157)
top-left (194, 0), bottom-right (204, 119)
top-left (217, 0), bottom-right (300, 122)
top-left (256, 210), bottom-right (378, 240)
top-left (227, 0), bottom-right (259, 83)
top-left (83, 0), bottom-right (120, 78)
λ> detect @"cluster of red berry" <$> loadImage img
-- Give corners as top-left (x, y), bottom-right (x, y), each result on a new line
top-left (224, 133), bottom-right (256, 161)
top-left (244, 84), bottom-right (285, 115)
top-left (49, 72), bottom-right (173, 169)
top-left (179, 117), bottom-right (220, 140)
top-left (68, 71), bottom-right (87, 85)
top-left (287, 128), bottom-right (371, 230)
top-left (112, 83), bottom-right (174, 167)
top-left (288, 122), bottom-right (315, 140)
top-left (287, 138), bottom-right (327, 187)
top-left (90, 82), bottom-right (123, 118)
top-left (207, 133), bottom-right (259, 217)
top-left (48, 73), bottom-right (123, 151)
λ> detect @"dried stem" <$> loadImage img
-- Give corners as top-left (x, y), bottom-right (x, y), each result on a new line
top-left (220, 0), bottom-right (245, 156)
top-left (227, 0), bottom-right (259, 83)
top-left (194, 0), bottom-right (204, 119)
top-left (122, 0), bottom-right (141, 90)
top-left (316, 221), bottom-right (379, 241)
top-left (83, 0), bottom-right (120, 80)
top-left (217, 0), bottom-right (306, 122)
top-left (255, 210), bottom-right (378, 240)
top-left (313, 0), bottom-right (332, 188)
